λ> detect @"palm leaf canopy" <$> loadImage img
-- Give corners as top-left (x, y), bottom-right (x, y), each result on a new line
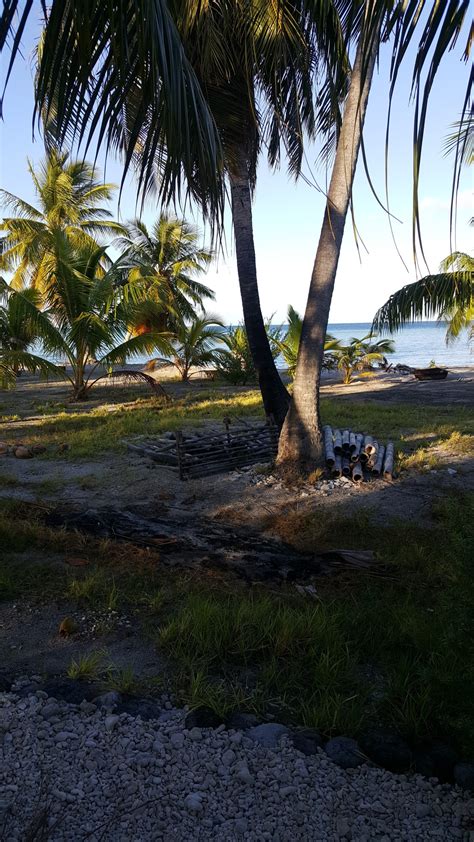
top-left (0, 150), bottom-right (125, 290)
top-left (117, 213), bottom-right (214, 329)
top-left (1, 0), bottom-right (225, 223)
top-left (1, 1), bottom-right (471, 247)
top-left (372, 254), bottom-right (473, 336)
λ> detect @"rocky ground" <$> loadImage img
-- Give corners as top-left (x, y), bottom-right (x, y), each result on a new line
top-left (1, 682), bottom-right (473, 841)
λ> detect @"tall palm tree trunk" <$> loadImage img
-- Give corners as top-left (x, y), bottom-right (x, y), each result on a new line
top-left (277, 19), bottom-right (380, 468)
top-left (229, 148), bottom-right (290, 428)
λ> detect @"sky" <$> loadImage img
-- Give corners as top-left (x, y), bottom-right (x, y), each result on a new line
top-left (0, 5), bottom-right (472, 324)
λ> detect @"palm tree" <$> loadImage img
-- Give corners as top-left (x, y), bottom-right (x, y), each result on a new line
top-left (4, 2), bottom-right (345, 428)
top-left (3, 2), bottom-right (469, 455)
top-left (277, 1), bottom-right (471, 470)
top-left (148, 314), bottom-right (225, 382)
top-left (0, 150), bottom-right (125, 291)
top-left (278, 305), bottom-right (341, 379)
top-left (373, 252), bottom-right (474, 345)
top-left (333, 334), bottom-right (395, 384)
top-left (1, 1), bottom-right (347, 427)
top-left (0, 2), bottom-right (225, 225)
top-left (217, 321), bottom-right (283, 386)
top-left (174, 2), bottom-right (339, 426)
top-left (116, 215), bottom-right (214, 334)
top-left (0, 286), bottom-right (42, 372)
top-left (0, 282), bottom-right (59, 388)
top-left (1, 236), bottom-right (172, 399)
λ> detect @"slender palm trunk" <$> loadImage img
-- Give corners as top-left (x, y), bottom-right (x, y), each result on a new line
top-left (229, 148), bottom-right (290, 428)
top-left (277, 20), bottom-right (380, 468)
top-left (73, 348), bottom-right (87, 400)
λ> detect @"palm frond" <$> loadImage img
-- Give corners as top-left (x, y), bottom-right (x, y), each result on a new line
top-left (373, 270), bottom-right (473, 333)
top-left (0, 350), bottom-right (63, 389)
top-left (97, 332), bottom-right (174, 368)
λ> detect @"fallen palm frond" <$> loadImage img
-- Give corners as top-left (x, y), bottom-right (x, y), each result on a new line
top-left (90, 369), bottom-right (170, 399)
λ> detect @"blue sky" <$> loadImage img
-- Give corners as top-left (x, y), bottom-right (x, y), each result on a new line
top-left (0, 6), bottom-right (472, 323)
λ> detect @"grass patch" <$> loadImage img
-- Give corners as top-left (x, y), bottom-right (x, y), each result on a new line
top-left (438, 430), bottom-right (473, 455)
top-left (67, 650), bottom-right (105, 680)
top-left (159, 493), bottom-right (474, 752)
top-left (0, 500), bottom-right (166, 606)
top-left (103, 665), bottom-right (145, 695)
top-left (398, 447), bottom-right (441, 473)
top-left (1, 391), bottom-right (470, 462)
top-left (33, 401), bottom-right (68, 415)
top-left (0, 390), bottom-right (263, 458)
top-left (36, 477), bottom-right (66, 494)
top-left (0, 473), bottom-right (19, 488)
top-left (322, 399), bottom-right (473, 453)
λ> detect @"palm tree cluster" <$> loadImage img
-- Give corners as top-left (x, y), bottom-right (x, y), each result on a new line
top-left (0, 153), bottom-right (217, 398)
top-left (1, 0), bottom-right (471, 469)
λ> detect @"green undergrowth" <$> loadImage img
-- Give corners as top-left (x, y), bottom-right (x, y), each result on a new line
top-left (158, 492), bottom-right (474, 752)
top-left (0, 492), bottom-right (473, 754)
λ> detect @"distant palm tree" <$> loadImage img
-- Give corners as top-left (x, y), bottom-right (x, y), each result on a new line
top-left (0, 150), bottom-right (125, 291)
top-left (333, 335), bottom-right (395, 385)
top-left (117, 215), bottom-right (214, 334)
top-left (1, 237), bottom-right (171, 399)
top-left (217, 321), bottom-right (283, 386)
top-left (149, 314), bottom-right (225, 382)
top-left (0, 282), bottom-right (59, 388)
top-left (373, 251), bottom-right (473, 345)
top-left (278, 306), bottom-right (341, 379)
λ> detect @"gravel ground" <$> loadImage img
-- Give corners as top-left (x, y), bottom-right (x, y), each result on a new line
top-left (1, 692), bottom-right (473, 841)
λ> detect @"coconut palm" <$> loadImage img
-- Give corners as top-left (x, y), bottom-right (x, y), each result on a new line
top-left (0, 236), bottom-right (172, 399)
top-left (111, 2), bottom-right (333, 425)
top-left (332, 334), bottom-right (395, 384)
top-left (0, 286), bottom-right (42, 371)
top-left (0, 282), bottom-right (60, 388)
top-left (217, 322), bottom-right (283, 386)
top-left (0, 150), bottom-right (125, 291)
top-left (2, 1), bottom-right (346, 427)
top-left (149, 314), bottom-right (225, 382)
top-left (2, 1), bottom-right (470, 458)
top-left (0, 2), bottom-right (225, 224)
top-left (278, 306), bottom-right (341, 379)
top-left (116, 215), bottom-right (214, 334)
top-left (277, 1), bottom-right (471, 469)
top-left (373, 251), bottom-right (474, 345)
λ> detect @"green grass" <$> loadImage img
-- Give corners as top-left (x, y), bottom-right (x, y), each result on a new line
top-left (67, 650), bottom-right (105, 680)
top-left (1, 390), bottom-right (471, 461)
top-left (0, 473), bottom-right (19, 488)
top-left (103, 665), bottom-right (146, 695)
top-left (0, 390), bottom-right (263, 458)
top-left (158, 493), bottom-right (474, 752)
top-left (0, 491), bottom-right (473, 751)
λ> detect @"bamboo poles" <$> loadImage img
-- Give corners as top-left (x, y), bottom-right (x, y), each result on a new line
top-left (323, 426), bottom-right (396, 483)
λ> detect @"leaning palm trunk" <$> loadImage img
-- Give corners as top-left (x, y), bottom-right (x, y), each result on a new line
top-left (229, 148), bottom-right (290, 427)
top-left (277, 17), bottom-right (381, 468)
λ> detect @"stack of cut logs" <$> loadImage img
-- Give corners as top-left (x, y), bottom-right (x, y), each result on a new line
top-left (323, 426), bottom-right (394, 482)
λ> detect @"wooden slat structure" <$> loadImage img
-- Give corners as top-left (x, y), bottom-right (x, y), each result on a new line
top-left (126, 419), bottom-right (279, 479)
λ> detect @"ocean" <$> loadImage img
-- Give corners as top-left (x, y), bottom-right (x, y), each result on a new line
top-left (39, 320), bottom-right (473, 369)
top-left (323, 322), bottom-right (472, 368)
